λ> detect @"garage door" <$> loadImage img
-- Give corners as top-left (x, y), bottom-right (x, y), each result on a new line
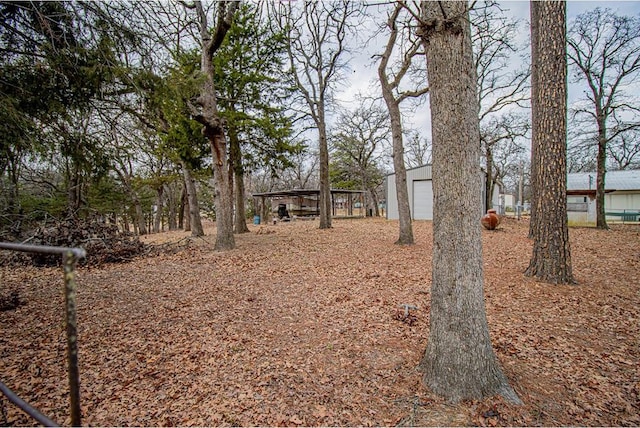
top-left (413, 180), bottom-right (433, 220)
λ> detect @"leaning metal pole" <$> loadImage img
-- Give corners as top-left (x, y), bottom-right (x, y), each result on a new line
top-left (0, 242), bottom-right (85, 426)
top-left (0, 381), bottom-right (59, 427)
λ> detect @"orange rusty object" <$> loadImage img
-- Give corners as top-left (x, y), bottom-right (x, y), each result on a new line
top-left (481, 209), bottom-right (501, 230)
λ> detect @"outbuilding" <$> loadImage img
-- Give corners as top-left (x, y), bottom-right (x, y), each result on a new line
top-left (251, 189), bottom-right (366, 223)
top-left (385, 164), bottom-right (498, 220)
top-left (567, 169), bottom-right (640, 223)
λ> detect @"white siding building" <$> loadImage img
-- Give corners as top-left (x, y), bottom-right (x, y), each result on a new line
top-left (385, 164), bottom-right (498, 220)
top-left (567, 169), bottom-right (640, 223)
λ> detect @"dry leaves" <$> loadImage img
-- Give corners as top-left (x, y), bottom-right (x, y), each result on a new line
top-left (0, 218), bottom-right (638, 426)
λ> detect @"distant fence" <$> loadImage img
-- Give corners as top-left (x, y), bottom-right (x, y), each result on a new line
top-left (0, 242), bottom-right (85, 427)
top-left (605, 209), bottom-right (640, 223)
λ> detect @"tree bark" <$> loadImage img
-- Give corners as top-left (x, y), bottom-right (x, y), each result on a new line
top-left (528, 2), bottom-right (540, 239)
top-left (180, 181), bottom-right (189, 231)
top-left (377, 3), bottom-right (418, 245)
top-left (260, 197), bottom-right (269, 225)
top-left (370, 189), bottom-right (380, 217)
top-left (122, 213), bottom-right (130, 233)
top-left (207, 125), bottom-right (235, 249)
top-left (418, 1), bottom-right (520, 404)
top-left (166, 183), bottom-right (178, 231)
top-left (485, 145), bottom-right (494, 211)
top-left (233, 168), bottom-right (249, 233)
top-left (596, 119), bottom-right (609, 229)
top-left (133, 194), bottom-right (146, 236)
top-left (181, 160), bottom-right (204, 237)
top-left (191, 0), bottom-right (237, 250)
top-left (66, 166), bottom-right (83, 218)
top-left (525, 1), bottom-right (574, 284)
top-left (384, 93), bottom-right (413, 242)
top-left (229, 125), bottom-right (249, 233)
top-left (318, 107), bottom-right (332, 229)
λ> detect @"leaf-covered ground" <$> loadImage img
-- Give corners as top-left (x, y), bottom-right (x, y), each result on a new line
top-left (1, 218), bottom-right (639, 426)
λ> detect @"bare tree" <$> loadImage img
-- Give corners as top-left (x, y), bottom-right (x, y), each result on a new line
top-left (403, 130), bottom-right (432, 168)
top-left (377, 2), bottom-right (429, 244)
top-left (490, 127), bottom-right (528, 203)
top-left (567, 129), bottom-right (598, 173)
top-left (275, 147), bottom-right (319, 191)
top-left (331, 102), bottom-right (389, 217)
top-left (111, 136), bottom-right (147, 236)
top-left (480, 113), bottom-right (529, 209)
top-left (416, 1), bottom-right (520, 403)
top-left (472, 2), bottom-right (530, 211)
top-left (567, 8), bottom-right (640, 229)
top-left (608, 130), bottom-right (640, 170)
top-left (127, 1), bottom-right (200, 68)
top-left (526, 1), bottom-right (573, 284)
top-left (276, 1), bottom-right (359, 229)
top-left (187, 1), bottom-right (239, 250)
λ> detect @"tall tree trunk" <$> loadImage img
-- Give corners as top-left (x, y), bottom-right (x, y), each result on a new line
top-left (260, 197), bottom-right (269, 225)
top-left (370, 188), bottom-right (380, 217)
top-left (123, 213), bottom-right (130, 233)
top-left (183, 202), bottom-right (190, 231)
top-left (228, 125), bottom-right (249, 233)
top-left (208, 127), bottom-right (235, 249)
top-left (386, 96), bottom-right (414, 244)
top-left (485, 145), bottom-right (494, 211)
top-left (166, 184), bottom-right (178, 231)
top-left (181, 161), bottom-right (204, 237)
top-left (200, 54), bottom-right (234, 249)
top-left (133, 194), bottom-right (146, 236)
top-left (191, 0), bottom-right (237, 250)
top-left (67, 166), bottom-right (82, 218)
top-left (525, 1), bottom-right (574, 284)
top-left (318, 102), bottom-right (332, 229)
top-left (362, 173), bottom-right (380, 218)
top-left (377, 2), bottom-right (426, 244)
top-left (528, 2), bottom-right (540, 239)
top-left (181, 183), bottom-right (190, 232)
top-left (418, 1), bottom-right (520, 404)
top-left (234, 172), bottom-right (249, 232)
top-left (596, 119), bottom-right (609, 229)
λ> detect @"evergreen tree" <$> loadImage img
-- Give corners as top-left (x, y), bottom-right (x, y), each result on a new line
top-left (213, 3), bottom-right (299, 233)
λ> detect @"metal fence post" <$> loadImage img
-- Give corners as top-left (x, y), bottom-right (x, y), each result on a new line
top-left (0, 242), bottom-right (85, 426)
top-left (63, 251), bottom-right (82, 427)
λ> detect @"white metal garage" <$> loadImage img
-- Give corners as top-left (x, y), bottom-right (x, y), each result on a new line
top-left (385, 164), bottom-right (496, 220)
top-left (412, 180), bottom-right (433, 220)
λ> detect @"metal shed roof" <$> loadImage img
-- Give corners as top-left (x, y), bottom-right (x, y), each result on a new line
top-left (567, 169), bottom-right (640, 192)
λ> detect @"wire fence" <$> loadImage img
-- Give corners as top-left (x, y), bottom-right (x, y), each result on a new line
top-left (0, 242), bottom-right (85, 427)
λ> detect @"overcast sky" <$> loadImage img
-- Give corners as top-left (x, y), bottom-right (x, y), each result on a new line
top-left (328, 1), bottom-right (640, 156)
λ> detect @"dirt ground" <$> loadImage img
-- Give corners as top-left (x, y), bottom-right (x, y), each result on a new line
top-left (1, 218), bottom-right (639, 426)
